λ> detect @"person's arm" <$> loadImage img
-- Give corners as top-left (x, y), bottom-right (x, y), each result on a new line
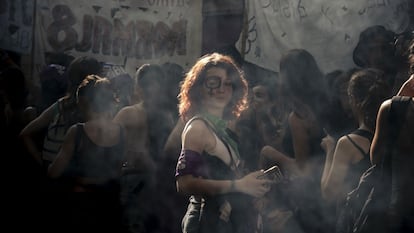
top-left (163, 117), bottom-right (185, 159)
top-left (320, 133), bottom-right (336, 191)
top-left (47, 124), bottom-right (77, 178)
top-left (20, 102), bottom-right (57, 165)
top-left (259, 145), bottom-right (297, 175)
top-left (397, 74), bottom-right (414, 97)
top-left (370, 100), bottom-right (392, 165)
top-left (321, 136), bottom-right (353, 202)
top-left (176, 120), bottom-right (272, 198)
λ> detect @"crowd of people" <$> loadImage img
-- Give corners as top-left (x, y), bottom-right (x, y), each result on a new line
top-left (1, 24), bottom-right (414, 233)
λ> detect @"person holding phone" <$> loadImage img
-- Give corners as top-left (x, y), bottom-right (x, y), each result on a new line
top-left (175, 53), bottom-right (273, 233)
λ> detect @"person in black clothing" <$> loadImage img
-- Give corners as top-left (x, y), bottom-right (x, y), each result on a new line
top-left (48, 75), bottom-right (126, 233)
top-left (321, 68), bottom-right (392, 205)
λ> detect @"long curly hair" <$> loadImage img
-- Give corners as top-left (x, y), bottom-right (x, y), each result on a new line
top-left (178, 53), bottom-right (248, 121)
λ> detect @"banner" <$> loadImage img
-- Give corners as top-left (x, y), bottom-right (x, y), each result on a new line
top-left (237, 0), bottom-right (410, 73)
top-left (0, 0), bottom-right (35, 54)
top-left (33, 0), bottom-right (202, 78)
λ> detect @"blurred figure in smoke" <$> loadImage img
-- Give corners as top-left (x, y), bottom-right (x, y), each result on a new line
top-left (109, 72), bottom-right (134, 112)
top-left (162, 62), bottom-right (185, 122)
top-left (114, 63), bottom-right (172, 233)
top-left (38, 52), bottom-right (74, 112)
top-left (48, 75), bottom-right (126, 233)
top-left (159, 62), bottom-right (187, 233)
top-left (352, 25), bottom-right (401, 94)
top-left (235, 73), bottom-right (291, 173)
top-left (261, 49), bottom-right (333, 233)
top-left (323, 68), bottom-right (359, 140)
top-left (20, 55), bottom-right (102, 181)
top-left (370, 39), bottom-right (414, 232)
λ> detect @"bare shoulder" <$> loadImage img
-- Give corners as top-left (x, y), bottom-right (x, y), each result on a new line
top-left (335, 134), bottom-right (368, 162)
top-left (182, 119), bottom-right (214, 152)
top-left (336, 135), bottom-right (355, 149)
top-left (183, 119), bottom-right (210, 136)
top-left (288, 111), bottom-right (307, 131)
top-left (114, 103), bottom-right (147, 126)
top-left (380, 99), bottom-right (392, 111)
top-left (336, 134), bottom-right (354, 151)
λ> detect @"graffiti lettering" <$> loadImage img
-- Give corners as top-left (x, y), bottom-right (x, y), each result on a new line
top-left (47, 5), bottom-right (187, 58)
top-left (297, 0), bottom-right (307, 20)
top-left (261, 0), bottom-right (307, 20)
top-left (147, 0), bottom-right (186, 7)
top-left (111, 19), bottom-right (135, 56)
top-left (92, 16), bottom-right (112, 55)
top-left (134, 20), bottom-right (153, 59)
top-left (321, 5), bottom-right (333, 25)
top-left (76, 15), bottom-right (93, 52)
top-left (243, 16), bottom-right (257, 55)
top-left (282, 1), bottom-right (291, 18)
top-left (358, 0), bottom-right (391, 15)
top-left (47, 4), bottom-right (78, 51)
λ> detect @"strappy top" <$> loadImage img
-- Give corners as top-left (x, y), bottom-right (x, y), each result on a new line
top-left (344, 129), bottom-right (373, 193)
top-left (66, 123), bottom-right (125, 189)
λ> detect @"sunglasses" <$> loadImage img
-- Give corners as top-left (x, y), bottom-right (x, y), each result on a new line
top-left (204, 76), bottom-right (233, 89)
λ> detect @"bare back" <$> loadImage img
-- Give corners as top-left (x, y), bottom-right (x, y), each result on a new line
top-left (113, 102), bottom-right (153, 171)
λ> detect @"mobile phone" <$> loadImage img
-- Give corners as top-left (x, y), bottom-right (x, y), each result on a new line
top-left (258, 165), bottom-right (283, 181)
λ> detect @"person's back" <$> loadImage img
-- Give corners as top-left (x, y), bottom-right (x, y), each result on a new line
top-left (389, 97), bottom-right (414, 225)
top-left (113, 65), bottom-right (161, 233)
top-left (371, 41), bottom-right (414, 232)
top-left (114, 102), bottom-right (153, 172)
top-left (277, 49), bottom-right (333, 233)
top-left (370, 94), bottom-right (414, 232)
top-left (47, 75), bottom-right (126, 233)
top-left (322, 68), bottom-right (392, 204)
top-left (20, 56), bottom-right (102, 175)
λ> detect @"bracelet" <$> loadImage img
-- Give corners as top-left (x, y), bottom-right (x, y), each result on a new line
top-left (230, 180), bottom-right (236, 191)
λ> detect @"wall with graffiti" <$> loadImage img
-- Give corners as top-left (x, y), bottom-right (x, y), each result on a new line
top-left (237, 0), bottom-right (410, 73)
top-left (31, 0), bottom-right (202, 79)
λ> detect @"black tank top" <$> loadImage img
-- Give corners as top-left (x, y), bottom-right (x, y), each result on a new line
top-left (344, 129), bottom-right (373, 193)
top-left (68, 123), bottom-right (125, 188)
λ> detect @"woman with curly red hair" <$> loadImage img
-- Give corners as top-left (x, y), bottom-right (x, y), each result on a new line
top-left (175, 53), bottom-right (273, 233)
